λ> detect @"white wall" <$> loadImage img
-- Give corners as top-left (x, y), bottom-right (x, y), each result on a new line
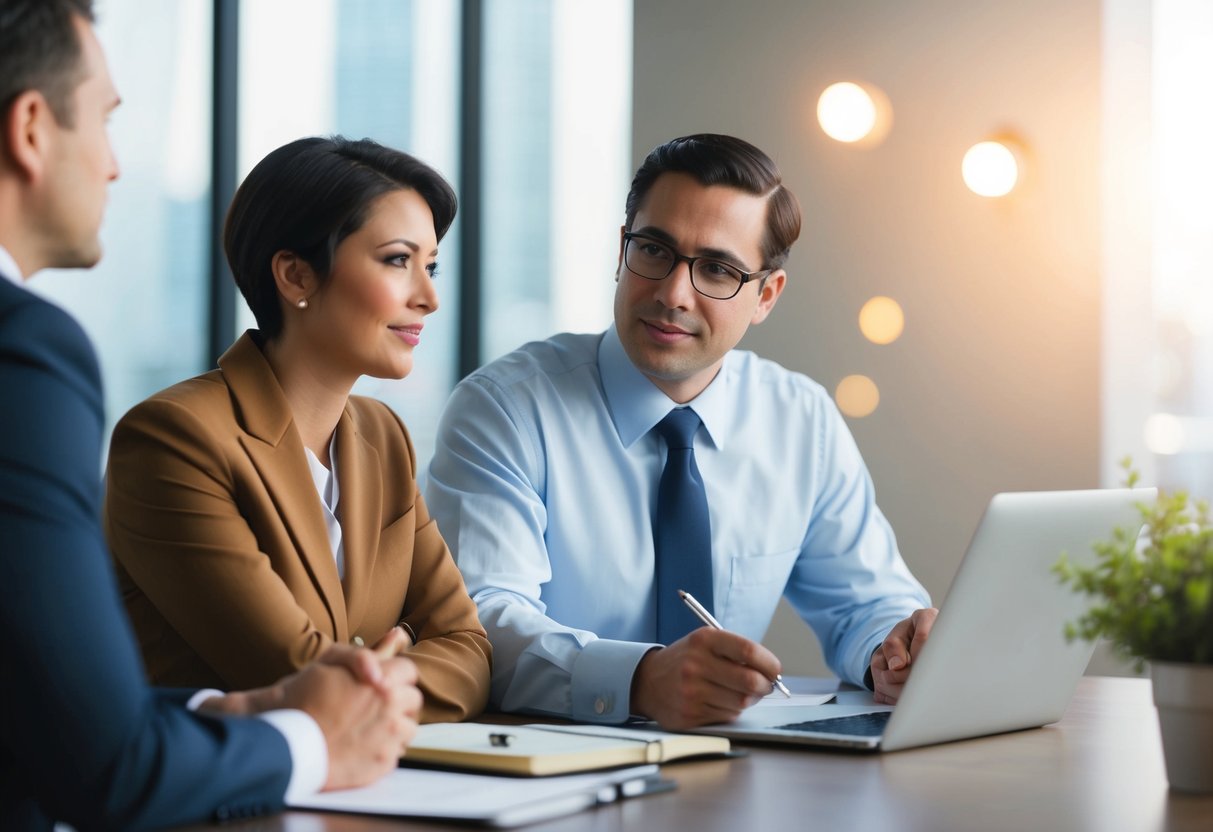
top-left (633, 0), bottom-right (1116, 675)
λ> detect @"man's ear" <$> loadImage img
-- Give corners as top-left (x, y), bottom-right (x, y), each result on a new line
top-left (751, 270), bottom-right (787, 325)
top-left (1, 91), bottom-right (54, 182)
top-left (270, 250), bottom-right (319, 308)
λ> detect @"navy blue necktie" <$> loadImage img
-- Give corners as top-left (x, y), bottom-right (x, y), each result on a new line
top-left (653, 407), bottom-right (713, 645)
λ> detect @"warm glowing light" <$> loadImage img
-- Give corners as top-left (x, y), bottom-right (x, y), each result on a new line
top-left (835, 375), bottom-right (880, 418)
top-left (962, 141), bottom-right (1019, 197)
top-left (817, 82), bottom-right (878, 143)
top-left (1144, 413), bottom-right (1184, 455)
top-left (859, 296), bottom-right (905, 345)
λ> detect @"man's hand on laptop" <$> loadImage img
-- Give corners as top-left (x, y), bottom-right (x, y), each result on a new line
top-left (631, 628), bottom-right (782, 730)
top-left (870, 607), bottom-right (940, 705)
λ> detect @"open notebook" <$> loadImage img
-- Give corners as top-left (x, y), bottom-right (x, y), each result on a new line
top-left (403, 722), bottom-right (731, 776)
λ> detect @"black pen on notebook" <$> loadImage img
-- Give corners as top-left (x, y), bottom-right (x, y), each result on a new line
top-left (678, 589), bottom-right (792, 698)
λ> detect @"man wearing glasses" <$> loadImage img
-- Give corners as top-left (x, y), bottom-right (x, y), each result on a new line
top-left (426, 134), bottom-right (934, 729)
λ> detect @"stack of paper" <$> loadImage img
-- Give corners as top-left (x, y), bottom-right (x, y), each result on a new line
top-left (289, 764), bottom-right (671, 827)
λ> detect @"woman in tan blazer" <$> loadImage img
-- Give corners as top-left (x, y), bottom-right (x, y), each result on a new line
top-left (104, 136), bottom-right (490, 723)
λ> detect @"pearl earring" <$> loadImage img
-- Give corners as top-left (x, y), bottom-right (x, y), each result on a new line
top-left (297, 298), bottom-right (308, 310)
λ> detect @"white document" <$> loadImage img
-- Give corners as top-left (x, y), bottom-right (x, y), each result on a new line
top-left (750, 692), bottom-right (837, 710)
top-left (289, 764), bottom-right (667, 828)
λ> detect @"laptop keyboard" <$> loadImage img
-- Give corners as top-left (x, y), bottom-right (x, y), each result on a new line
top-left (775, 711), bottom-right (893, 736)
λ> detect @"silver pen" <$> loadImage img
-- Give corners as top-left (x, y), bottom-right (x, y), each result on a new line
top-left (678, 589), bottom-right (792, 698)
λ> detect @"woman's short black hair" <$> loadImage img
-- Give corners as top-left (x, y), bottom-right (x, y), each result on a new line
top-left (224, 135), bottom-right (457, 339)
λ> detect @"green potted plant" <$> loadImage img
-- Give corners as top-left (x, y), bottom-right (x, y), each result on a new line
top-left (1054, 462), bottom-right (1213, 793)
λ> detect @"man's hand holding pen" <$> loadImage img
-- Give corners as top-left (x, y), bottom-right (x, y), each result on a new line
top-left (630, 628), bottom-right (783, 730)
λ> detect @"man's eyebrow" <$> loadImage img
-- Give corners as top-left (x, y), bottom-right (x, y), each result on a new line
top-left (631, 225), bottom-right (677, 245)
top-left (631, 225), bottom-right (748, 267)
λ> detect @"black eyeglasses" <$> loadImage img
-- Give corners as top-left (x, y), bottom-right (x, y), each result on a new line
top-left (621, 232), bottom-right (770, 301)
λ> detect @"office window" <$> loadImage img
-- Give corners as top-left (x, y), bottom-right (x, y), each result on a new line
top-left (480, 0), bottom-right (631, 363)
top-left (32, 0), bottom-right (213, 441)
top-left (1147, 0), bottom-right (1213, 493)
top-left (1103, 0), bottom-right (1213, 495)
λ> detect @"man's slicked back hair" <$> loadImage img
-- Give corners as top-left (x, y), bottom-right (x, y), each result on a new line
top-left (0, 0), bottom-right (96, 128)
top-left (624, 133), bottom-right (802, 270)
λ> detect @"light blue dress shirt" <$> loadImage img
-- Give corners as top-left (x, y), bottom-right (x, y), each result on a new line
top-left (425, 326), bottom-right (929, 723)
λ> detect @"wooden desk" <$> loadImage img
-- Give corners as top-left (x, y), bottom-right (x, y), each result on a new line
top-left (182, 677), bottom-right (1213, 831)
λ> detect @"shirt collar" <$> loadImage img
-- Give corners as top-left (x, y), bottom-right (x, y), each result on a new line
top-left (597, 324), bottom-right (735, 450)
top-left (0, 245), bottom-right (23, 286)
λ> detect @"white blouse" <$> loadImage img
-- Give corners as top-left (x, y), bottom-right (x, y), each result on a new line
top-left (303, 432), bottom-right (344, 579)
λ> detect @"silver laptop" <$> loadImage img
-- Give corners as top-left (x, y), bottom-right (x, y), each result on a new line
top-left (690, 488), bottom-right (1153, 752)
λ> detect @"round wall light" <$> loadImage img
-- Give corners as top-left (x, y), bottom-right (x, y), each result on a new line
top-left (859, 296), bottom-right (905, 345)
top-left (835, 374), bottom-right (880, 418)
top-left (817, 82), bottom-right (892, 146)
top-left (962, 140), bottom-right (1020, 197)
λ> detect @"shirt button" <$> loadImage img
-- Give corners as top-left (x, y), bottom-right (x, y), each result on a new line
top-left (594, 698), bottom-right (606, 715)
top-left (353, 636), bottom-right (364, 647)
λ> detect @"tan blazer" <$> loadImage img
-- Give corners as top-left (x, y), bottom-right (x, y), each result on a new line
top-left (104, 332), bottom-right (490, 722)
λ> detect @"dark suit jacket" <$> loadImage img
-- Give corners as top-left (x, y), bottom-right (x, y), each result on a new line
top-left (0, 278), bottom-right (292, 831)
top-left (104, 332), bottom-right (490, 722)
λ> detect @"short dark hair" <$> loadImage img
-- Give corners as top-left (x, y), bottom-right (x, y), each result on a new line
top-left (224, 135), bottom-right (458, 339)
top-left (0, 0), bottom-right (95, 128)
top-left (624, 133), bottom-right (802, 270)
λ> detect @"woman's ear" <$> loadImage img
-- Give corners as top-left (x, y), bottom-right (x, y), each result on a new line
top-left (270, 250), bottom-right (317, 309)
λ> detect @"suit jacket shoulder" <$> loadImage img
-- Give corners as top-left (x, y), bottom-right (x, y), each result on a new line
top-left (0, 283), bottom-right (293, 830)
top-left (0, 281), bottom-right (104, 522)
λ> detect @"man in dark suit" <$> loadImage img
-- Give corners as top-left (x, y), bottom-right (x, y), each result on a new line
top-left (0, 2), bottom-right (423, 829)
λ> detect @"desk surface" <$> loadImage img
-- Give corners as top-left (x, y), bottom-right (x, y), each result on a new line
top-left (180, 676), bottom-right (1213, 832)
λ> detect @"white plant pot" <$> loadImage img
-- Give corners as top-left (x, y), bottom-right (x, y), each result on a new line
top-left (1151, 661), bottom-right (1213, 794)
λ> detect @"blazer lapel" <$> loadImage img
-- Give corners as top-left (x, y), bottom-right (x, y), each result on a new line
top-left (334, 408), bottom-right (382, 634)
top-left (220, 333), bottom-right (349, 641)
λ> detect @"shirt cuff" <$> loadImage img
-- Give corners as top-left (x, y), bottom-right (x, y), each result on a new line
top-left (863, 655), bottom-right (876, 691)
top-left (185, 688), bottom-right (225, 712)
top-left (396, 619), bottom-right (417, 645)
top-left (256, 709), bottom-right (329, 801)
top-left (570, 639), bottom-right (659, 723)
